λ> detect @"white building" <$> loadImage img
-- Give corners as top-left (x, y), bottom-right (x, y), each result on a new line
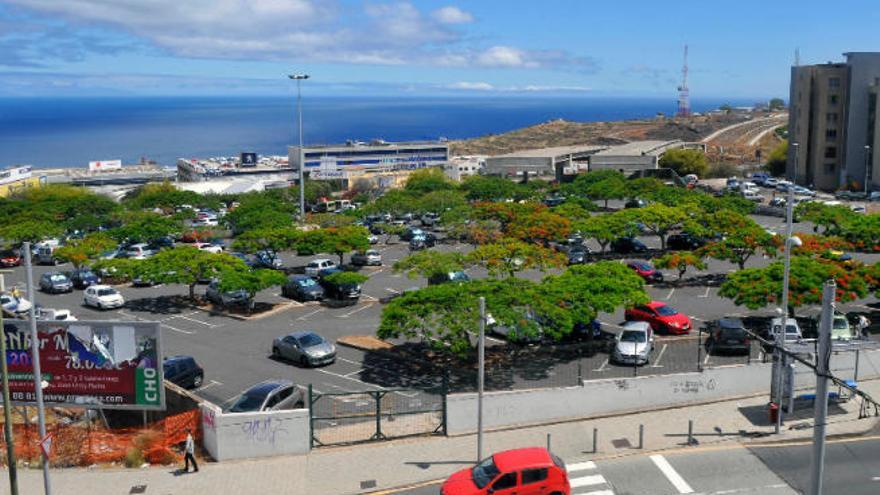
top-left (445, 156), bottom-right (486, 181)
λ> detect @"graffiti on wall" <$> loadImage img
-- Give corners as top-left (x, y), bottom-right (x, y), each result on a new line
top-left (241, 417), bottom-right (288, 447)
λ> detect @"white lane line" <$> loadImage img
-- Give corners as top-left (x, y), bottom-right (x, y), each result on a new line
top-left (578, 491), bottom-right (614, 495)
top-left (698, 287), bottom-right (711, 298)
top-left (650, 454), bottom-right (694, 494)
top-left (594, 358), bottom-right (609, 372)
top-left (567, 461), bottom-right (596, 472)
top-left (361, 294), bottom-right (379, 302)
top-left (570, 474), bottom-right (607, 488)
top-left (665, 288), bottom-right (675, 300)
top-left (297, 308), bottom-right (325, 321)
top-left (162, 322), bottom-right (194, 335)
top-left (485, 336), bottom-right (506, 344)
top-left (338, 303), bottom-right (374, 318)
top-left (651, 343), bottom-right (668, 368)
top-left (316, 368), bottom-right (385, 390)
top-left (385, 288), bottom-right (401, 294)
top-left (176, 314), bottom-right (221, 327)
top-left (367, 268), bottom-right (384, 277)
top-left (195, 380), bottom-right (223, 392)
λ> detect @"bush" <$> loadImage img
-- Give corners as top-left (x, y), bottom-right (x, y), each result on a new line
top-left (124, 447), bottom-right (145, 468)
top-left (659, 149), bottom-right (709, 177)
top-left (325, 271), bottom-right (369, 286)
top-left (705, 162), bottom-right (740, 179)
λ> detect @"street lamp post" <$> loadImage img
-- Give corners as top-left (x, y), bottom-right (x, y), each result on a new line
top-left (864, 145), bottom-right (872, 196)
top-left (289, 73), bottom-right (309, 223)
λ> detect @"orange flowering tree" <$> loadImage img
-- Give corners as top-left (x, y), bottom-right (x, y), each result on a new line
top-left (698, 227), bottom-right (778, 270)
top-left (465, 238), bottom-right (566, 278)
top-left (653, 251), bottom-right (707, 280)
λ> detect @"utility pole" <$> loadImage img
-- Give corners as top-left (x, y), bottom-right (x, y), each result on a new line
top-left (0, 273), bottom-right (18, 495)
top-left (864, 145), bottom-right (872, 197)
top-left (477, 297), bottom-right (485, 461)
top-left (774, 184), bottom-right (796, 433)
top-left (289, 73), bottom-right (309, 223)
top-left (23, 243), bottom-right (51, 495)
top-left (810, 280), bottom-right (836, 495)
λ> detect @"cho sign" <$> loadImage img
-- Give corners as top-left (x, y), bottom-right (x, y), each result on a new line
top-left (2, 320), bottom-right (164, 410)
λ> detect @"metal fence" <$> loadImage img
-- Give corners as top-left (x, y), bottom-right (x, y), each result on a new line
top-left (308, 384), bottom-right (446, 448)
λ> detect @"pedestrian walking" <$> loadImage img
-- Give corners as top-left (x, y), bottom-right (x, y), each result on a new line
top-left (857, 314), bottom-right (871, 338)
top-left (11, 286), bottom-right (20, 301)
top-left (183, 428), bottom-right (198, 473)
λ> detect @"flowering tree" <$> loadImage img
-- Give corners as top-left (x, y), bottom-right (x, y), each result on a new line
top-left (653, 251), bottom-right (707, 280)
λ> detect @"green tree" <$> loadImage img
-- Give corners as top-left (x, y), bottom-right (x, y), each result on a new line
top-left (224, 191), bottom-right (297, 234)
top-left (768, 98), bottom-right (786, 111)
top-left (123, 182), bottom-right (212, 213)
top-left (461, 175), bottom-right (531, 202)
top-left (303, 179), bottom-right (333, 204)
top-left (575, 212), bottom-right (631, 253)
top-left (0, 219), bottom-right (63, 245)
top-left (653, 251), bottom-right (707, 280)
top-left (565, 170), bottom-right (627, 208)
top-left (109, 212), bottom-right (181, 243)
top-left (139, 246), bottom-right (249, 301)
top-left (795, 201), bottom-right (854, 236)
top-left (624, 204), bottom-right (687, 250)
top-left (404, 168), bottom-right (455, 194)
top-left (393, 250), bottom-right (466, 280)
top-left (323, 225), bottom-right (371, 265)
top-left (232, 227), bottom-right (300, 265)
top-left (765, 140), bottom-right (788, 177)
top-left (465, 239), bottom-right (566, 278)
top-left (54, 233), bottom-right (117, 269)
top-left (304, 213), bottom-right (356, 228)
top-left (323, 271), bottom-right (369, 287)
top-left (658, 148), bottom-right (709, 177)
top-left (217, 267), bottom-right (287, 311)
top-left (698, 231), bottom-right (777, 270)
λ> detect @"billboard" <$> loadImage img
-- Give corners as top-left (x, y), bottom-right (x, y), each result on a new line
top-left (3, 320), bottom-right (164, 410)
top-left (88, 159), bottom-right (122, 172)
top-left (240, 152), bottom-right (258, 167)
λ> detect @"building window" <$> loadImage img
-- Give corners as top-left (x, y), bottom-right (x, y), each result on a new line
top-left (829, 77), bottom-right (841, 88)
top-left (826, 129), bottom-right (837, 139)
top-left (825, 146), bottom-right (837, 158)
top-left (826, 113), bottom-right (838, 124)
top-left (828, 94), bottom-right (839, 105)
top-left (824, 163), bottom-right (836, 175)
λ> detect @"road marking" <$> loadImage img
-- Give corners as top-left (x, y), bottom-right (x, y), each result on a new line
top-left (361, 294), bottom-right (379, 302)
top-left (297, 308), bottom-right (325, 321)
top-left (578, 491), bottom-right (614, 495)
top-left (385, 288), bottom-right (401, 294)
top-left (567, 461), bottom-right (596, 472)
top-left (338, 303), bottom-right (374, 318)
top-left (703, 353), bottom-right (711, 366)
top-left (691, 316), bottom-right (705, 322)
top-left (195, 380), bottom-right (222, 392)
top-left (652, 343), bottom-right (668, 368)
top-left (161, 323), bottom-right (194, 335)
top-left (175, 313), bottom-right (221, 327)
top-left (665, 288), bottom-right (675, 300)
top-left (367, 268), bottom-right (384, 277)
top-left (594, 358), bottom-right (609, 372)
top-left (650, 454), bottom-right (694, 494)
top-left (698, 287), bottom-right (711, 298)
top-left (570, 474), bottom-right (606, 488)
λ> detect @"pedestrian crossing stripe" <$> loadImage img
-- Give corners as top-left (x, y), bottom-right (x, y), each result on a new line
top-left (567, 460), bottom-right (614, 495)
top-left (571, 474), bottom-right (607, 488)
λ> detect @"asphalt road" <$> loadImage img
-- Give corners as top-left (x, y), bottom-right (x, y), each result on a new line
top-left (3, 212), bottom-right (878, 414)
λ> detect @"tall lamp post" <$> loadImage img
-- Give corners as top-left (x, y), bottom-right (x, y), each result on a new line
top-left (864, 145), bottom-right (872, 196)
top-left (289, 73), bottom-right (309, 223)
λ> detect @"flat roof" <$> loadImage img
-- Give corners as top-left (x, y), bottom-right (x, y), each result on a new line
top-left (593, 140), bottom-right (680, 156)
top-left (292, 141), bottom-right (447, 151)
top-left (492, 144), bottom-right (608, 159)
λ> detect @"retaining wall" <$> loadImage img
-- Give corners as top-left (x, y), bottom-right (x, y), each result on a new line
top-left (446, 348), bottom-right (880, 435)
top-left (200, 403), bottom-right (310, 461)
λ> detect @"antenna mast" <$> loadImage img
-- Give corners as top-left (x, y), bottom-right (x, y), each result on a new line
top-left (677, 45), bottom-right (691, 117)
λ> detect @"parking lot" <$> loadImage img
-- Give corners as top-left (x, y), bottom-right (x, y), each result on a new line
top-left (4, 212), bottom-right (879, 411)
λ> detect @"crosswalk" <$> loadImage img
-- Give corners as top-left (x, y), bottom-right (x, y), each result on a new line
top-left (568, 461), bottom-right (615, 495)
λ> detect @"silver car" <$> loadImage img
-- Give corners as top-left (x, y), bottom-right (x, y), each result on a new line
top-left (272, 331), bottom-right (337, 367)
top-left (612, 321), bottom-right (654, 365)
top-left (227, 380), bottom-right (304, 413)
top-left (351, 249), bottom-right (382, 266)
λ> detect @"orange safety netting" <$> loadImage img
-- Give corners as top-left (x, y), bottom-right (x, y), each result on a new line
top-left (0, 409), bottom-right (200, 467)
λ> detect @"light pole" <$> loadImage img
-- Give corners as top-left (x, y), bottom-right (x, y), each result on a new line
top-left (477, 297), bottom-right (485, 462)
top-left (864, 145), bottom-right (872, 196)
top-left (789, 142), bottom-right (799, 183)
top-left (0, 272), bottom-right (19, 495)
top-left (289, 73), bottom-right (309, 223)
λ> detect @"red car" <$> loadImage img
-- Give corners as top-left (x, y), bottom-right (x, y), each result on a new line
top-left (441, 447), bottom-right (569, 495)
top-left (0, 250), bottom-right (21, 267)
top-left (626, 261), bottom-right (664, 283)
top-left (625, 301), bottom-right (692, 335)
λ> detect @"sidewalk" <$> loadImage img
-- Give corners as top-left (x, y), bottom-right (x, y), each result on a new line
top-left (4, 379), bottom-right (880, 495)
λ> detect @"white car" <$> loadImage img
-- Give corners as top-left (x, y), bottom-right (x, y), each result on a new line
top-left (741, 189), bottom-right (763, 202)
top-left (192, 217), bottom-right (219, 227)
top-left (125, 243), bottom-right (156, 260)
top-left (611, 321), bottom-right (654, 365)
top-left (84, 285), bottom-right (125, 310)
top-left (305, 259), bottom-right (336, 277)
top-left (0, 294), bottom-right (32, 315)
top-left (36, 308), bottom-right (77, 321)
top-left (763, 178), bottom-right (779, 188)
top-left (769, 317), bottom-right (802, 344)
top-left (194, 242), bottom-right (223, 254)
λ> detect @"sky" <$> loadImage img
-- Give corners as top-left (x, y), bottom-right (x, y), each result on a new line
top-left (0, 0), bottom-right (878, 99)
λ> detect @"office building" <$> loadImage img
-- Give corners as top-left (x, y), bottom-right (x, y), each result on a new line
top-left (288, 140), bottom-right (448, 181)
top-left (788, 52), bottom-right (880, 191)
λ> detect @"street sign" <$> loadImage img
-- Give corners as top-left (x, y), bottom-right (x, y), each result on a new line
top-left (2, 320), bottom-right (165, 410)
top-left (39, 433), bottom-right (53, 458)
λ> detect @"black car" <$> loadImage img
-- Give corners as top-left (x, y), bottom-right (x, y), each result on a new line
top-left (66, 269), bottom-right (101, 289)
top-left (625, 198), bottom-right (647, 209)
top-left (400, 227), bottom-right (425, 241)
top-left (230, 252), bottom-right (260, 268)
top-left (610, 237), bottom-right (649, 254)
top-left (282, 275), bottom-right (325, 301)
top-left (409, 233), bottom-right (436, 250)
top-left (319, 271), bottom-right (363, 301)
top-left (705, 318), bottom-right (751, 355)
top-left (163, 355), bottom-right (204, 389)
top-left (566, 320), bottom-right (617, 348)
top-left (148, 236), bottom-right (175, 251)
top-left (567, 247), bottom-right (589, 265)
top-left (542, 197), bottom-right (565, 207)
top-left (39, 272), bottom-right (73, 294)
top-left (666, 233), bottom-right (706, 251)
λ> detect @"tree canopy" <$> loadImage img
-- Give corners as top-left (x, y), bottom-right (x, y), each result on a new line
top-left (659, 148), bottom-right (709, 178)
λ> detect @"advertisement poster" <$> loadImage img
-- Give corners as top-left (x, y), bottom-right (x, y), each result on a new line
top-left (2, 320), bottom-right (164, 410)
top-left (88, 159), bottom-right (122, 172)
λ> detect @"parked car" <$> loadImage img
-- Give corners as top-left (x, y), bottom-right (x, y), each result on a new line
top-left (751, 172), bottom-right (769, 186)
top-left (832, 313), bottom-right (855, 340)
top-left (227, 379), bottom-right (304, 413)
top-left (763, 317), bottom-right (802, 351)
top-left (36, 244), bottom-right (60, 265)
top-left (793, 185), bottom-right (816, 197)
top-left (0, 250), bottom-right (21, 267)
top-left (567, 246), bottom-right (589, 265)
top-left (124, 243), bottom-right (156, 260)
top-left (83, 285), bottom-right (125, 310)
top-left (611, 321), bottom-right (654, 365)
top-left (705, 318), bottom-right (750, 355)
top-left (39, 272), bottom-right (73, 294)
top-left (272, 331), bottom-right (337, 367)
top-left (742, 189), bottom-right (763, 202)
top-left (368, 234), bottom-right (379, 244)
top-left (440, 447), bottom-right (569, 495)
top-left (35, 307), bottom-right (77, 321)
top-left (400, 227), bottom-right (424, 241)
top-left (205, 280), bottom-right (250, 307)
top-left (318, 269), bottom-right (363, 301)
top-left (626, 261), bottom-right (664, 283)
top-left (66, 268), bottom-right (101, 289)
top-left (421, 212), bottom-right (440, 227)
top-left (490, 313), bottom-right (545, 345)
top-left (625, 301), bottom-right (692, 335)
top-left (611, 237), bottom-right (649, 254)
top-left (147, 236), bottom-right (175, 251)
top-left (194, 242), bottom-right (223, 254)
top-left (624, 198), bottom-right (647, 209)
top-left (1, 293), bottom-right (32, 315)
top-left (230, 252), bottom-right (259, 268)
top-left (409, 233), bottom-right (436, 250)
top-left (254, 250), bottom-right (283, 269)
top-left (763, 177), bottom-right (780, 188)
top-left (542, 196), bottom-right (565, 207)
top-left (281, 275), bottom-right (325, 301)
top-left (666, 233), bottom-right (706, 251)
top-left (351, 249), bottom-right (382, 266)
top-left (428, 271), bottom-right (470, 285)
top-left (566, 319), bottom-right (616, 346)
top-left (305, 259), bottom-right (336, 277)
top-left (163, 355), bottom-right (204, 389)
top-left (769, 197), bottom-right (787, 208)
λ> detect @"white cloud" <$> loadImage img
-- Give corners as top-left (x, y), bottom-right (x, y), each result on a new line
top-left (476, 46), bottom-right (538, 68)
top-left (432, 6), bottom-right (474, 24)
top-left (449, 81), bottom-right (494, 90)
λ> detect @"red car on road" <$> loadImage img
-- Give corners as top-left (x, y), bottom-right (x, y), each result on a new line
top-left (625, 301), bottom-right (692, 335)
top-left (626, 261), bottom-right (664, 283)
top-left (441, 447), bottom-right (570, 495)
top-left (0, 250), bottom-right (21, 267)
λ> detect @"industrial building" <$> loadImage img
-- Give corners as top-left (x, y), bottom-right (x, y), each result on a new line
top-left (288, 140), bottom-right (448, 181)
top-left (788, 52), bottom-right (880, 191)
top-left (484, 140), bottom-right (703, 179)
top-left (445, 156), bottom-right (486, 181)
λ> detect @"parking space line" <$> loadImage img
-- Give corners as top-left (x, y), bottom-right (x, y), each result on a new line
top-left (650, 455), bottom-right (694, 494)
top-left (361, 294), bottom-right (378, 302)
top-left (196, 380), bottom-right (223, 392)
top-left (297, 308), bottom-right (325, 321)
top-left (570, 475), bottom-right (606, 488)
top-left (175, 313), bottom-right (222, 328)
top-left (385, 288), bottom-right (401, 294)
top-left (338, 303), bottom-right (374, 318)
top-left (652, 343), bottom-right (668, 368)
top-left (316, 368), bottom-right (384, 389)
top-left (698, 287), bottom-right (711, 298)
top-left (161, 322), bottom-right (194, 335)
top-left (567, 461), bottom-right (596, 471)
top-left (593, 358), bottom-right (609, 372)
top-left (485, 336), bottom-right (505, 344)
top-left (665, 288), bottom-right (675, 300)
top-left (367, 269), bottom-right (384, 277)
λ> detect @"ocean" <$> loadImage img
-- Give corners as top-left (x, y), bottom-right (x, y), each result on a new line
top-left (0, 96), bottom-right (757, 169)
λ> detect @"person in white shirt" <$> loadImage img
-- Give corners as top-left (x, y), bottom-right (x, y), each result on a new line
top-left (184, 428), bottom-right (198, 473)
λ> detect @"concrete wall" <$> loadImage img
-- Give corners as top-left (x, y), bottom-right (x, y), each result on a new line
top-left (200, 403), bottom-right (310, 461)
top-left (447, 349), bottom-right (880, 435)
top-left (588, 155), bottom-right (658, 173)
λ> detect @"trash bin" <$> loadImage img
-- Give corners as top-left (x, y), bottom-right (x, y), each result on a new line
top-left (768, 402), bottom-right (779, 423)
